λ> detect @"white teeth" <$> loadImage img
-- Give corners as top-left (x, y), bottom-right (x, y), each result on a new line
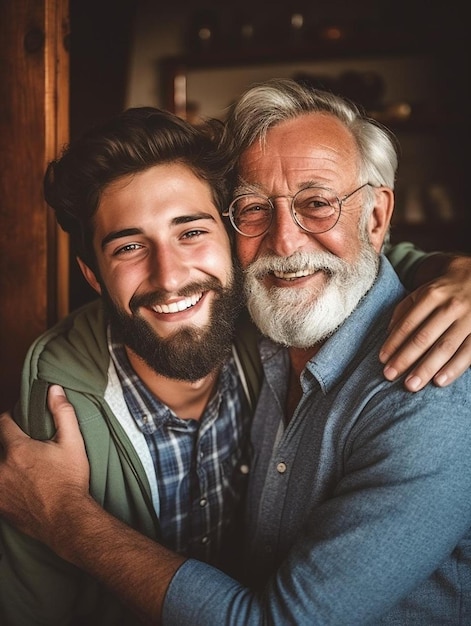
top-left (152, 293), bottom-right (202, 314)
top-left (273, 269), bottom-right (313, 279)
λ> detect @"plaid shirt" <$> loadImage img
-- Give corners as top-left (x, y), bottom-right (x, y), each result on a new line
top-left (108, 326), bottom-right (251, 567)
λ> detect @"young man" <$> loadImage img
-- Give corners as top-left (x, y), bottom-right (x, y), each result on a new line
top-left (1, 87), bottom-right (471, 625)
top-left (0, 108), bottom-right (262, 625)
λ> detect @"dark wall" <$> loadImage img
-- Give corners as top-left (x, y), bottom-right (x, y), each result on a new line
top-left (68, 0), bottom-right (137, 310)
top-left (66, 0), bottom-right (469, 311)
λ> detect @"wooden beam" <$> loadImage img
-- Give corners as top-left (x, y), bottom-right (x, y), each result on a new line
top-left (0, 0), bottom-right (70, 410)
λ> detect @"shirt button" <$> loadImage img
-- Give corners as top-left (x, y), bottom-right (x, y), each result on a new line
top-left (239, 463), bottom-right (250, 475)
top-left (199, 498), bottom-right (207, 507)
top-left (201, 536), bottom-right (209, 544)
top-left (276, 462), bottom-right (287, 474)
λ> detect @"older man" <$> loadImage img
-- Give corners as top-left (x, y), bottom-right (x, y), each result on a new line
top-left (1, 80), bottom-right (471, 625)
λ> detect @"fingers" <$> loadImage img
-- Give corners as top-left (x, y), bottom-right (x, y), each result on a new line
top-left (379, 293), bottom-right (419, 365)
top-left (0, 387), bottom-right (82, 452)
top-left (381, 307), bottom-right (453, 384)
top-left (380, 285), bottom-right (471, 391)
top-left (380, 289), bottom-right (445, 377)
top-left (0, 387), bottom-right (90, 544)
top-left (47, 385), bottom-right (86, 452)
top-left (400, 330), bottom-right (468, 392)
top-left (431, 334), bottom-right (471, 387)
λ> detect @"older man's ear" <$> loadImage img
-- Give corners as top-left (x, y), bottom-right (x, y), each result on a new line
top-left (368, 187), bottom-right (394, 252)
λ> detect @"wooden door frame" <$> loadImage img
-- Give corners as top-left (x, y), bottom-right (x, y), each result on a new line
top-left (0, 0), bottom-right (69, 409)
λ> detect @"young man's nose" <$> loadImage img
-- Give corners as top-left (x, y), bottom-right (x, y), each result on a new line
top-left (147, 246), bottom-right (191, 292)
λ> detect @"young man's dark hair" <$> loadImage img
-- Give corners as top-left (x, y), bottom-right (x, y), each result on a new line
top-left (44, 107), bottom-right (234, 270)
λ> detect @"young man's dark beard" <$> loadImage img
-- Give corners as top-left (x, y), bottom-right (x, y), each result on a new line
top-left (101, 268), bottom-right (245, 382)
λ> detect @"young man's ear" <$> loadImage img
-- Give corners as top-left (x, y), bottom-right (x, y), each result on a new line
top-left (368, 187), bottom-right (394, 253)
top-left (76, 257), bottom-right (102, 295)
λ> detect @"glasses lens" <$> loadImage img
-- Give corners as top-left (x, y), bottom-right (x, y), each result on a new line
top-left (230, 195), bottom-right (272, 236)
top-left (293, 188), bottom-right (339, 234)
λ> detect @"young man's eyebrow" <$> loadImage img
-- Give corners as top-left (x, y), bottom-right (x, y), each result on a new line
top-left (100, 213), bottom-right (217, 249)
top-left (101, 228), bottom-right (142, 249)
top-left (172, 212), bottom-right (217, 226)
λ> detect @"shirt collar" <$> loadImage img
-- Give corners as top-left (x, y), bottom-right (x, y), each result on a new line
top-left (259, 255), bottom-right (406, 394)
top-left (107, 324), bottom-right (237, 430)
top-left (306, 255), bottom-right (407, 392)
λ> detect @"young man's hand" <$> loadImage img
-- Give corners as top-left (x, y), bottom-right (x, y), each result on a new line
top-left (381, 255), bottom-right (471, 391)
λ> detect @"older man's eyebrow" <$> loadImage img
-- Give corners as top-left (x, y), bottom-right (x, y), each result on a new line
top-left (100, 213), bottom-right (217, 250)
top-left (233, 181), bottom-right (265, 196)
top-left (233, 180), bottom-right (321, 197)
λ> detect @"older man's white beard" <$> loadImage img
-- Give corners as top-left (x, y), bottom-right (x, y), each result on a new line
top-left (244, 246), bottom-right (379, 348)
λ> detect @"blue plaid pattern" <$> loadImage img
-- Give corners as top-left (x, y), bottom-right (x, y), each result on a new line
top-left (108, 326), bottom-right (250, 566)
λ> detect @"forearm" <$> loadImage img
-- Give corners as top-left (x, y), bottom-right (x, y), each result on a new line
top-left (410, 251), bottom-right (466, 289)
top-left (385, 242), bottom-right (460, 291)
top-left (165, 390), bottom-right (471, 625)
top-left (0, 390), bottom-right (186, 625)
top-left (52, 494), bottom-right (186, 625)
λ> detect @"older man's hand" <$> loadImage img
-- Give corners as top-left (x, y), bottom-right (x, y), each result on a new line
top-left (0, 385), bottom-right (90, 551)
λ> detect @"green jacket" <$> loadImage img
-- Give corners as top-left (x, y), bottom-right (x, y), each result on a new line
top-left (0, 300), bottom-right (262, 625)
top-left (0, 242), bottom-right (427, 625)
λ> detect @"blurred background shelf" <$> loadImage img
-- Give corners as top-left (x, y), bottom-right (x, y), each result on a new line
top-left (68, 0), bottom-right (470, 309)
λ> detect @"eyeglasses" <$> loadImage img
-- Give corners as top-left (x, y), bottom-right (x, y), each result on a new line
top-left (223, 183), bottom-right (372, 238)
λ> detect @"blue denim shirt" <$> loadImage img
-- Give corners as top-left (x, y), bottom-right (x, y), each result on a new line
top-left (163, 256), bottom-right (471, 625)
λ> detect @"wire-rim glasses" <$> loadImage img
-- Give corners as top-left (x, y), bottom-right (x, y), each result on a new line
top-left (223, 183), bottom-right (372, 238)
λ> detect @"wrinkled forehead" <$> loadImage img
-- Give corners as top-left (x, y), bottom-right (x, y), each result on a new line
top-left (238, 114), bottom-right (360, 191)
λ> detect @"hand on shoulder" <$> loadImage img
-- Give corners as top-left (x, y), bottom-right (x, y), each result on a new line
top-left (381, 255), bottom-right (471, 391)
